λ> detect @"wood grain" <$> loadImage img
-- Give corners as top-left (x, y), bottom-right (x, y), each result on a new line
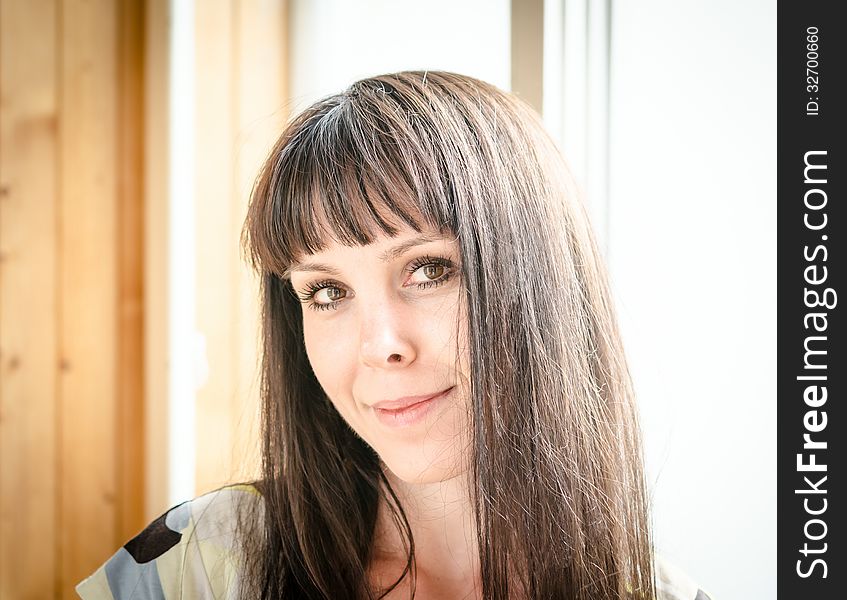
top-left (116, 0), bottom-right (146, 544)
top-left (58, 0), bottom-right (119, 595)
top-left (0, 0), bottom-right (60, 597)
top-left (143, 0), bottom-right (170, 522)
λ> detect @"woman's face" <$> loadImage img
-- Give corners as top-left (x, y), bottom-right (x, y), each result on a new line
top-left (288, 223), bottom-right (471, 484)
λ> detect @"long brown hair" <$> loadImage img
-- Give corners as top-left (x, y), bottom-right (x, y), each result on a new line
top-left (239, 71), bottom-right (655, 599)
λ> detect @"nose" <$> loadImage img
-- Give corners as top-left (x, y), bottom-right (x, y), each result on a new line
top-left (358, 301), bottom-right (417, 369)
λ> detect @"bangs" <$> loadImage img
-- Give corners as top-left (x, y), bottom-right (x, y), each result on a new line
top-left (244, 79), bottom-right (461, 277)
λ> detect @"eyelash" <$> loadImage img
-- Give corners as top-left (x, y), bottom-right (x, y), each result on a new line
top-left (296, 255), bottom-right (457, 312)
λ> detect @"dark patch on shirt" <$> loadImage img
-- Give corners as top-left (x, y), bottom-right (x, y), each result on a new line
top-left (695, 590), bottom-right (712, 600)
top-left (123, 509), bottom-right (182, 564)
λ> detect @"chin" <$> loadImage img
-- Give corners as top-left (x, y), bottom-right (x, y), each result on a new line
top-left (384, 462), bottom-right (450, 485)
top-left (378, 443), bottom-right (467, 486)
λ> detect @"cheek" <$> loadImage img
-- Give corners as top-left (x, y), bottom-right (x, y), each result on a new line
top-left (302, 317), bottom-right (356, 400)
top-left (452, 299), bottom-right (471, 391)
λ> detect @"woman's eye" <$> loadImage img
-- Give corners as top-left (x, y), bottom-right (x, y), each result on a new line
top-left (296, 280), bottom-right (347, 312)
top-left (405, 256), bottom-right (455, 290)
top-left (314, 286), bottom-right (346, 304)
top-left (408, 263), bottom-right (446, 285)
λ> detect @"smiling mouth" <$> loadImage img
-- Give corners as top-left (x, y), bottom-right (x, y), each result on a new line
top-left (371, 386), bottom-right (454, 427)
top-left (372, 386), bottom-right (454, 411)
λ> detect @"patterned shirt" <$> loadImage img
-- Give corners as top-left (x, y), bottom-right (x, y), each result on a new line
top-left (76, 486), bottom-right (713, 599)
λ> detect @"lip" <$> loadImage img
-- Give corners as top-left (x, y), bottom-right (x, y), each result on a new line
top-left (371, 386), bottom-right (454, 427)
top-left (372, 387), bottom-right (454, 411)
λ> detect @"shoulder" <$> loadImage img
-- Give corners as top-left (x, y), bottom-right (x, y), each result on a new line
top-left (655, 554), bottom-right (715, 600)
top-left (76, 484), bottom-right (263, 600)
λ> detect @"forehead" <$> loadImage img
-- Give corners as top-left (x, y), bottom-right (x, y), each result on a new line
top-left (285, 225), bottom-right (458, 279)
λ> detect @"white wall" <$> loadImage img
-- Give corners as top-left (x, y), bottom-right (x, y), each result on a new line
top-left (289, 0), bottom-right (511, 109)
top-left (608, 1), bottom-right (776, 598)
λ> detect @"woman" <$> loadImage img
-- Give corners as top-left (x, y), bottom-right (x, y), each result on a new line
top-left (78, 71), bottom-right (711, 600)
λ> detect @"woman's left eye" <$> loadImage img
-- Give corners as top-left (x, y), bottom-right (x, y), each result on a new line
top-left (405, 255), bottom-right (456, 290)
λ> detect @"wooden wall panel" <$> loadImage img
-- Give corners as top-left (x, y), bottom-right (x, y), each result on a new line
top-left (1, 0), bottom-right (288, 592)
top-left (0, 1), bottom-right (60, 597)
top-left (1, 0), bottom-right (146, 597)
top-left (193, 0), bottom-right (288, 495)
top-left (58, 0), bottom-right (119, 593)
top-left (116, 0), bottom-right (147, 545)
top-left (143, 0), bottom-right (170, 522)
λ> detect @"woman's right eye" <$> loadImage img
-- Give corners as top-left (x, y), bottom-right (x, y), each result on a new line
top-left (296, 280), bottom-right (347, 311)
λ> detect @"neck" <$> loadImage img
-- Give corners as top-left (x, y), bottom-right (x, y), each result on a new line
top-left (372, 467), bottom-right (480, 582)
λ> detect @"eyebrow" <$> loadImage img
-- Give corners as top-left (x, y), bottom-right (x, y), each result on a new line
top-left (283, 234), bottom-right (447, 279)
